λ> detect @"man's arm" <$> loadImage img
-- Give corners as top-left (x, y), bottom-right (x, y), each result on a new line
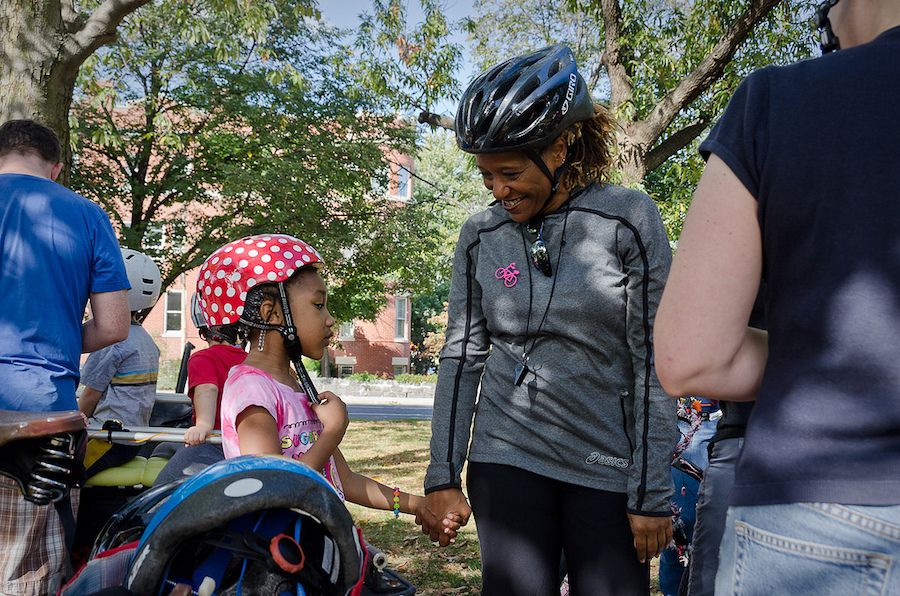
top-left (82, 290), bottom-right (130, 353)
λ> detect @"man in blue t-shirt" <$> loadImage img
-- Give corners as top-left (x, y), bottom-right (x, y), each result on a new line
top-left (0, 119), bottom-right (130, 595)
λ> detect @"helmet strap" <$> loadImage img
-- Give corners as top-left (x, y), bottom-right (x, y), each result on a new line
top-left (276, 282), bottom-right (322, 403)
top-left (816, 0), bottom-right (841, 53)
top-left (525, 148), bottom-right (567, 218)
top-left (276, 282), bottom-right (302, 360)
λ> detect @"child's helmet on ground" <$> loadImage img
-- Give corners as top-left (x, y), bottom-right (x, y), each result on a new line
top-left (455, 44), bottom-right (595, 154)
top-left (122, 248), bottom-right (162, 312)
top-left (123, 455), bottom-right (365, 596)
top-left (196, 234), bottom-right (323, 327)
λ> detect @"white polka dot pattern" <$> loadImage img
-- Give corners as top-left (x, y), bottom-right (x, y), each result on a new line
top-left (196, 234), bottom-right (323, 325)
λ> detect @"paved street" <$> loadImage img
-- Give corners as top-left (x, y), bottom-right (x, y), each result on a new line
top-left (342, 396), bottom-right (433, 420)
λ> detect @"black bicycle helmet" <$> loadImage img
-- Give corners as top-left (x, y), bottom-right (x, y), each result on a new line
top-left (123, 455), bottom-right (365, 596)
top-left (455, 44), bottom-right (595, 154)
top-left (90, 477), bottom-right (188, 559)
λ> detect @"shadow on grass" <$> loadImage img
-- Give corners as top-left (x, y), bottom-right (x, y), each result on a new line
top-left (350, 449), bottom-right (429, 470)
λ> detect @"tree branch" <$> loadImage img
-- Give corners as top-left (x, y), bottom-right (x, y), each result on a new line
top-left (418, 111), bottom-right (455, 131)
top-left (60, 0), bottom-right (83, 33)
top-left (67, 0), bottom-right (153, 66)
top-left (644, 118), bottom-right (712, 172)
top-left (638, 0), bottom-right (781, 144)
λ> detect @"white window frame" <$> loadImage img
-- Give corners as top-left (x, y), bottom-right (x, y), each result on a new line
top-left (338, 321), bottom-right (355, 340)
top-left (164, 290), bottom-right (184, 336)
top-left (122, 219), bottom-right (165, 252)
top-left (397, 166), bottom-right (411, 201)
top-left (144, 221), bottom-right (166, 251)
top-left (394, 295), bottom-right (408, 341)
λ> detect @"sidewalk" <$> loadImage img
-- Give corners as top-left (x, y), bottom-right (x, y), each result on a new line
top-left (156, 377), bottom-right (435, 407)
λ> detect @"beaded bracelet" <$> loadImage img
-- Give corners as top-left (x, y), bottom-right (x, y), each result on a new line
top-left (392, 487), bottom-right (401, 518)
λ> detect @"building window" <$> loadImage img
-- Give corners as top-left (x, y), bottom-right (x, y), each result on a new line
top-left (397, 166), bottom-right (411, 200)
top-left (165, 290), bottom-right (183, 334)
top-left (144, 221), bottom-right (165, 252)
top-left (394, 296), bottom-right (408, 340)
top-left (338, 321), bottom-right (355, 340)
top-left (393, 365), bottom-right (407, 377)
top-left (339, 365), bottom-right (354, 378)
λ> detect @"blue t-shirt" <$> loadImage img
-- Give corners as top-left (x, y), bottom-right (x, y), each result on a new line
top-left (699, 27), bottom-right (900, 506)
top-left (0, 173), bottom-right (129, 412)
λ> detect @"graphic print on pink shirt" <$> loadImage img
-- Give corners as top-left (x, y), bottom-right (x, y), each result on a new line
top-left (220, 364), bottom-right (344, 499)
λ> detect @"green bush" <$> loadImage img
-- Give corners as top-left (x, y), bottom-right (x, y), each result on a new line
top-left (347, 371), bottom-right (386, 382)
top-left (301, 357), bottom-right (321, 374)
top-left (157, 359), bottom-right (181, 391)
top-left (394, 373), bottom-right (437, 384)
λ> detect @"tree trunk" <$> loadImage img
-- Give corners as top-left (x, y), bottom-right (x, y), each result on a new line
top-left (0, 0), bottom-right (151, 186)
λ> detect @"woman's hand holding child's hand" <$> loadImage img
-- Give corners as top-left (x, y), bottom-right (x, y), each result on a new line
top-left (414, 495), bottom-right (468, 546)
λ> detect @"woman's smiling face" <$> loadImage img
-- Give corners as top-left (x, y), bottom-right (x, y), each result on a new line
top-left (475, 139), bottom-right (567, 223)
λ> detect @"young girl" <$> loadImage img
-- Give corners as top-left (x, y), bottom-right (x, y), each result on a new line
top-left (196, 234), bottom-right (459, 536)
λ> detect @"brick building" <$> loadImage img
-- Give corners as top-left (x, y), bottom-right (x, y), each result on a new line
top-left (330, 293), bottom-right (411, 378)
top-left (139, 151), bottom-right (415, 381)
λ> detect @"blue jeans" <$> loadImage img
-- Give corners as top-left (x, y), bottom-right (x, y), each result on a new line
top-left (684, 437), bottom-right (743, 596)
top-left (658, 417), bottom-right (718, 596)
top-left (716, 502), bottom-right (900, 595)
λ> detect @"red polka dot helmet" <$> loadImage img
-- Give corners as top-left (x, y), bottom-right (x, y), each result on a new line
top-left (196, 234), bottom-right (323, 327)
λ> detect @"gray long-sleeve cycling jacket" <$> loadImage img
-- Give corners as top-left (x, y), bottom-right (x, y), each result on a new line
top-left (425, 182), bottom-right (675, 515)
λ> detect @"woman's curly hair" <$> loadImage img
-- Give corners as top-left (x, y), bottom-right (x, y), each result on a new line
top-left (558, 103), bottom-right (617, 191)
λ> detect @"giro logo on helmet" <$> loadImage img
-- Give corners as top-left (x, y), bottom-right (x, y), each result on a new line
top-left (561, 73), bottom-right (578, 115)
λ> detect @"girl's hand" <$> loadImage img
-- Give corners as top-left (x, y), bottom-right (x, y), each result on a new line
top-left (440, 512), bottom-right (464, 541)
top-left (183, 424), bottom-right (212, 446)
top-left (310, 391), bottom-right (349, 435)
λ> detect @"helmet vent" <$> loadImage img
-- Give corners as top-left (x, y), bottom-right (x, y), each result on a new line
top-left (548, 59), bottom-right (563, 77)
top-left (520, 56), bottom-right (541, 69)
top-left (515, 76), bottom-right (540, 103)
top-left (472, 90), bottom-right (484, 111)
top-left (493, 78), bottom-right (515, 103)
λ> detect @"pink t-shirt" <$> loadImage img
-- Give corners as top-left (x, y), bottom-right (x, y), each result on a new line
top-left (221, 364), bottom-right (344, 499)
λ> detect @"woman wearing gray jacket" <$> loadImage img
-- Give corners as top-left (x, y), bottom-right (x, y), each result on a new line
top-left (420, 45), bottom-right (675, 595)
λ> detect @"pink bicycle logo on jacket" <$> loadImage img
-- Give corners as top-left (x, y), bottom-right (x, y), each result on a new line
top-left (495, 262), bottom-right (520, 287)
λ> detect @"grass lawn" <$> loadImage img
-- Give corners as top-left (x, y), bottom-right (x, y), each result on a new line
top-left (339, 419), bottom-right (664, 595)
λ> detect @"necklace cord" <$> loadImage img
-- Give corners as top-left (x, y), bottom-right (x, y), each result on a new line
top-left (519, 201), bottom-right (572, 364)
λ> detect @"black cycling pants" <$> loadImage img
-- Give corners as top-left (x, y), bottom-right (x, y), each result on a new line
top-left (467, 462), bottom-right (649, 596)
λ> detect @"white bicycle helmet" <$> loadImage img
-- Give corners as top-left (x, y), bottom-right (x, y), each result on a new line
top-left (122, 248), bottom-right (162, 312)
